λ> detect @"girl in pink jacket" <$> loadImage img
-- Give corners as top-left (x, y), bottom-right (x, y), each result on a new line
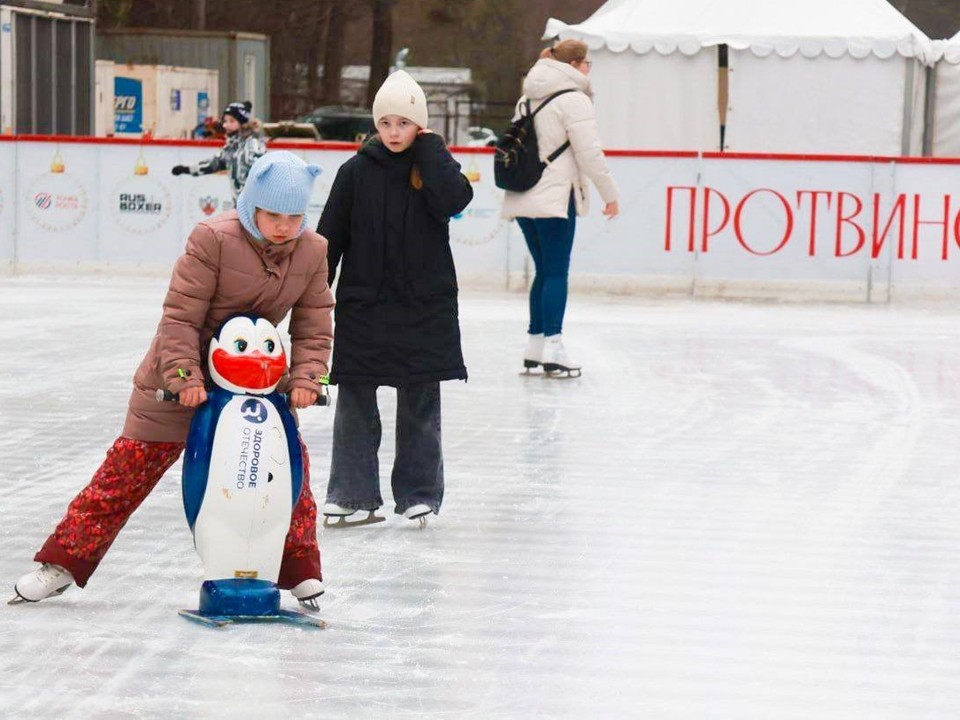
top-left (12, 151), bottom-right (335, 611)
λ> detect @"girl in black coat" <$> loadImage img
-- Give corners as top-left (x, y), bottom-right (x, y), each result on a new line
top-left (317, 70), bottom-right (473, 525)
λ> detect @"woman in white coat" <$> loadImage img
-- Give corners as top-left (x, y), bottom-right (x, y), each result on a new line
top-left (502, 40), bottom-right (619, 376)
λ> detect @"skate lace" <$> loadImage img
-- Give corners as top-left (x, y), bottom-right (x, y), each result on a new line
top-left (38, 564), bottom-right (67, 586)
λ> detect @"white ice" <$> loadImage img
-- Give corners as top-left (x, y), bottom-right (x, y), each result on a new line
top-left (3, 275), bottom-right (960, 719)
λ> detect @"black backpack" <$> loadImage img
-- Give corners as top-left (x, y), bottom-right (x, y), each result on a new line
top-left (494, 89), bottom-right (577, 192)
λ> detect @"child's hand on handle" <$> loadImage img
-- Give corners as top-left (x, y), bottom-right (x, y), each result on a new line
top-left (289, 388), bottom-right (318, 409)
top-left (603, 201), bottom-right (620, 219)
top-left (178, 386), bottom-right (208, 408)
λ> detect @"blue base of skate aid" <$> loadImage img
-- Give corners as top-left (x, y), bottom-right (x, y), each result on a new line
top-left (179, 579), bottom-right (326, 628)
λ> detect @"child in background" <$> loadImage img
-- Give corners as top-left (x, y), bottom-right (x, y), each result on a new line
top-left (13, 151), bottom-right (334, 611)
top-left (318, 70), bottom-right (473, 526)
top-left (172, 100), bottom-right (266, 199)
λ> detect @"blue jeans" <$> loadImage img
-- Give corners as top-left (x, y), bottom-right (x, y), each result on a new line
top-left (326, 382), bottom-right (444, 515)
top-left (516, 194), bottom-right (577, 336)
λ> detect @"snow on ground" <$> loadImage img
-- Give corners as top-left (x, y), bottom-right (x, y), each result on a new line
top-left (2, 275), bottom-right (960, 719)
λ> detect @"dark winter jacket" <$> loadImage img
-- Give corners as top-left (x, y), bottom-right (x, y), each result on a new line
top-left (318, 132), bottom-right (473, 386)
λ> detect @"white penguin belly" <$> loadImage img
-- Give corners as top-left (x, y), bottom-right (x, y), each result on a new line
top-left (193, 396), bottom-right (293, 583)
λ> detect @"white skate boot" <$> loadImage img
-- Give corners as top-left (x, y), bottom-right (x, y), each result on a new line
top-left (322, 502), bottom-right (385, 528)
top-left (291, 578), bottom-right (325, 612)
top-left (9, 563), bottom-right (74, 604)
top-left (522, 333), bottom-right (544, 373)
top-left (541, 334), bottom-right (582, 378)
top-left (403, 503), bottom-right (433, 528)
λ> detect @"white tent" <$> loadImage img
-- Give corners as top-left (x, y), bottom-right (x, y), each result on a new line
top-left (545, 0), bottom-right (934, 154)
top-left (931, 33), bottom-right (960, 157)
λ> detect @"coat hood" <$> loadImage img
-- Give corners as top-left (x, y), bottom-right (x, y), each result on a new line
top-left (359, 135), bottom-right (415, 166)
top-left (522, 58), bottom-right (593, 101)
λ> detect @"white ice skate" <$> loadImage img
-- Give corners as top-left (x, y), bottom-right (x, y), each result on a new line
top-left (290, 578), bottom-right (325, 612)
top-left (522, 333), bottom-right (545, 374)
top-left (403, 503), bottom-right (433, 529)
top-left (9, 563), bottom-right (74, 604)
top-left (322, 502), bottom-right (385, 528)
top-left (541, 334), bottom-right (582, 378)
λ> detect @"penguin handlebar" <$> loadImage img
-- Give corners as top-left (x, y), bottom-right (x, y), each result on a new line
top-left (155, 387), bottom-right (330, 406)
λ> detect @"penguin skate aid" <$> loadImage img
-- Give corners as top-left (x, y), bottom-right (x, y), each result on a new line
top-left (11, 151), bottom-right (334, 616)
top-left (317, 70), bottom-right (474, 530)
top-left (158, 315), bottom-right (328, 627)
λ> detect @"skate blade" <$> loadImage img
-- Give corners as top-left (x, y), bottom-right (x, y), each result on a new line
top-left (8, 583), bottom-right (70, 605)
top-left (542, 368), bottom-right (582, 379)
top-left (322, 511), bottom-right (386, 528)
top-left (298, 596), bottom-right (323, 613)
top-left (179, 608), bottom-right (327, 629)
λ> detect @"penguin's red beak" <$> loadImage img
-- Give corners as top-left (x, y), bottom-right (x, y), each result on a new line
top-left (211, 348), bottom-right (287, 390)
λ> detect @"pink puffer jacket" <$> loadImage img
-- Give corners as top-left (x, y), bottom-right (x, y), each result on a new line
top-left (121, 210), bottom-right (335, 443)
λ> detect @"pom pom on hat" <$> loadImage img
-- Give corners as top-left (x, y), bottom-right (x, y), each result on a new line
top-left (223, 100), bottom-right (252, 124)
top-left (236, 151), bottom-right (322, 240)
top-left (372, 70), bottom-right (428, 129)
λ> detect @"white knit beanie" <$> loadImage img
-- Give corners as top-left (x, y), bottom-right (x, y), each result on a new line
top-left (372, 69), bottom-right (428, 128)
top-left (236, 151), bottom-right (322, 240)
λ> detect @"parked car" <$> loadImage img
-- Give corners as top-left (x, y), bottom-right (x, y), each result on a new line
top-left (299, 105), bottom-right (375, 142)
top-left (465, 126), bottom-right (498, 147)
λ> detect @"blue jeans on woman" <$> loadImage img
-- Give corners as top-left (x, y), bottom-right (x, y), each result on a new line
top-left (516, 194), bottom-right (577, 336)
top-left (326, 382), bottom-right (444, 515)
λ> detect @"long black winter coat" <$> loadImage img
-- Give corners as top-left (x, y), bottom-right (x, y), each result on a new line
top-left (318, 133), bottom-right (474, 386)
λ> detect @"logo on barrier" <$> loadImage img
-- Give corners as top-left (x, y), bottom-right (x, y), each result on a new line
top-left (187, 174), bottom-right (234, 224)
top-left (198, 196), bottom-right (219, 216)
top-left (240, 398), bottom-right (268, 424)
top-left (450, 154), bottom-right (504, 247)
top-left (26, 149), bottom-right (88, 232)
top-left (109, 150), bottom-right (172, 234)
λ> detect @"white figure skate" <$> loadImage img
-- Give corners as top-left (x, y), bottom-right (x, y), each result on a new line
top-left (522, 333), bottom-right (545, 374)
top-left (541, 334), bottom-right (582, 378)
top-left (403, 503), bottom-right (433, 529)
top-left (322, 502), bottom-right (385, 528)
top-left (9, 563), bottom-right (74, 604)
top-left (290, 578), bottom-right (325, 612)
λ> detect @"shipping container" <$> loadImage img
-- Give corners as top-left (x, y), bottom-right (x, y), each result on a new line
top-left (97, 28), bottom-right (269, 122)
top-left (95, 60), bottom-right (219, 138)
top-left (0, 1), bottom-right (94, 135)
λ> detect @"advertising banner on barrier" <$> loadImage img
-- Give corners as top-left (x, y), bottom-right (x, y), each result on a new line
top-left (3, 138), bottom-right (960, 301)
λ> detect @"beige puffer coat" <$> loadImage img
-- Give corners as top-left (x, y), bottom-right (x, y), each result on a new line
top-left (121, 210), bottom-right (335, 443)
top-left (501, 58), bottom-right (619, 219)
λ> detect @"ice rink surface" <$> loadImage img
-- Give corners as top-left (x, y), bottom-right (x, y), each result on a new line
top-left (2, 275), bottom-right (960, 719)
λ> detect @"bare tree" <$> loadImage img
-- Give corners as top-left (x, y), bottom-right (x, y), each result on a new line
top-left (365, 0), bottom-right (395, 107)
top-left (321, 3), bottom-right (348, 104)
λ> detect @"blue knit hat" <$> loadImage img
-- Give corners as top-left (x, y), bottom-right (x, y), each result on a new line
top-left (236, 151), bottom-right (322, 240)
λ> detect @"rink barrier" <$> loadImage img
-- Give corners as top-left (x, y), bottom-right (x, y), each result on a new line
top-left (3, 135), bottom-right (960, 302)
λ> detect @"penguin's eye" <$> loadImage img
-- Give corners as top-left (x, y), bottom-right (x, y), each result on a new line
top-left (264, 339), bottom-right (276, 353)
top-left (233, 338), bottom-right (248, 353)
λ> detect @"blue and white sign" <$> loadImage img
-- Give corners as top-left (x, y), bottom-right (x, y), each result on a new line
top-left (114, 77), bottom-right (143, 134)
top-left (197, 92), bottom-right (210, 125)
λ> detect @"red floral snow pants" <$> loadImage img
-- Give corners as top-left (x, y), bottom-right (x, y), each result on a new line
top-left (35, 436), bottom-right (321, 589)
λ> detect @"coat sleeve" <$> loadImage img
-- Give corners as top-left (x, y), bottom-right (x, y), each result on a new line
top-left (317, 161), bottom-right (354, 286)
top-left (412, 133), bottom-right (474, 222)
top-left (561, 93), bottom-right (619, 205)
top-left (286, 244), bottom-right (335, 393)
top-left (192, 146), bottom-right (227, 176)
top-left (158, 223), bottom-right (221, 393)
